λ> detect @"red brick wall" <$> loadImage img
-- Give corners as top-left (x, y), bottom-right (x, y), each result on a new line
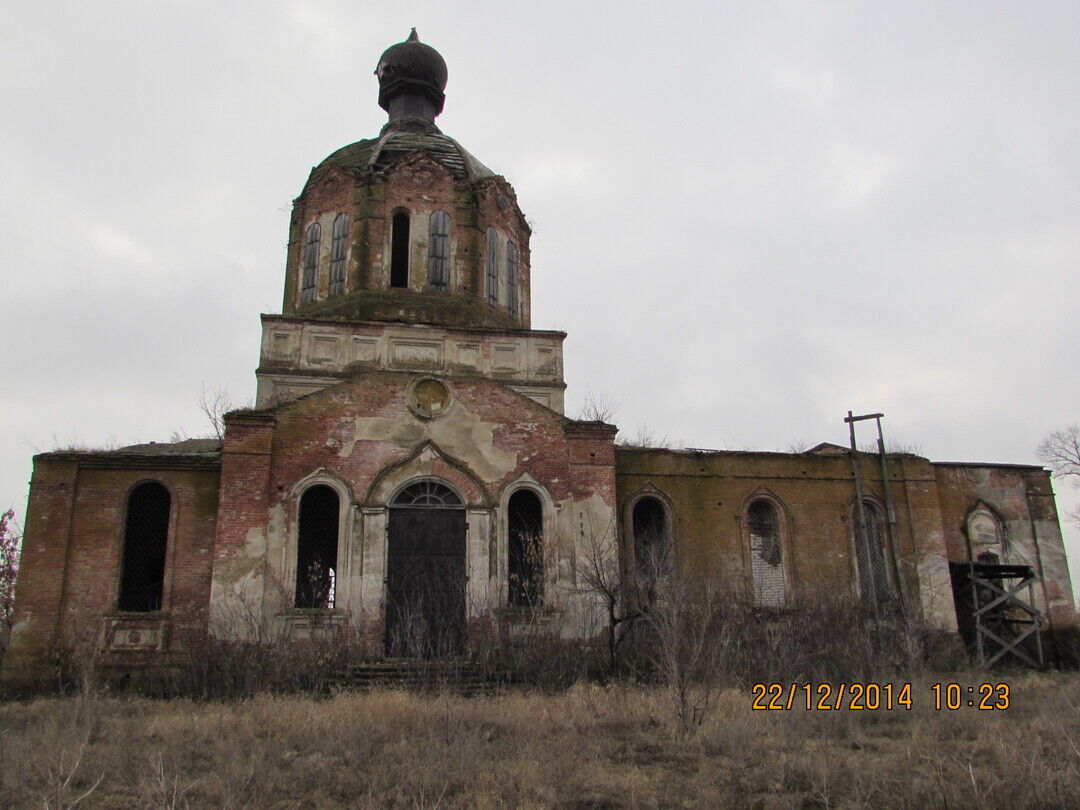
top-left (5, 455), bottom-right (220, 672)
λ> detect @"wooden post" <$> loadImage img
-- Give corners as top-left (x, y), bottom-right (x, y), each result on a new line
top-left (846, 411), bottom-right (877, 620)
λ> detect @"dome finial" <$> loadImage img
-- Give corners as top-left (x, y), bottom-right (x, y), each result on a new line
top-left (376, 31), bottom-right (448, 125)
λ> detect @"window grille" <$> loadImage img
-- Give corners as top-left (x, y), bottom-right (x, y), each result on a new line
top-left (393, 480), bottom-right (463, 507)
top-left (428, 211), bottom-right (451, 289)
top-left (118, 482), bottom-right (170, 612)
top-left (329, 213), bottom-right (348, 296)
top-left (486, 227), bottom-right (498, 307)
top-left (300, 222), bottom-right (321, 304)
top-left (854, 500), bottom-right (892, 605)
top-left (507, 241), bottom-right (519, 317)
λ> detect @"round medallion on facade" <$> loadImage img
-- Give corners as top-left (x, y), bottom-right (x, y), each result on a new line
top-left (408, 377), bottom-right (453, 419)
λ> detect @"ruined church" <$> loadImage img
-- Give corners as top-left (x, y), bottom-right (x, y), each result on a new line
top-left (5, 32), bottom-right (1076, 679)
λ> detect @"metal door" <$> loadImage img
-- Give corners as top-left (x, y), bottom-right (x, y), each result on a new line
top-left (385, 507), bottom-right (466, 657)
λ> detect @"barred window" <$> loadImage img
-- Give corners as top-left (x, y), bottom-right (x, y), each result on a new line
top-left (329, 213), bottom-right (349, 297)
top-left (427, 210), bottom-right (451, 289)
top-left (118, 482), bottom-right (170, 612)
top-left (507, 241), bottom-right (519, 317)
top-left (854, 500), bottom-right (892, 605)
top-left (390, 211), bottom-right (410, 288)
top-left (300, 222), bottom-right (321, 305)
top-left (486, 227), bottom-right (498, 307)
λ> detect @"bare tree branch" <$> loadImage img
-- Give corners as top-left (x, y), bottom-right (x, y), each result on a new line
top-left (1038, 423), bottom-right (1080, 482)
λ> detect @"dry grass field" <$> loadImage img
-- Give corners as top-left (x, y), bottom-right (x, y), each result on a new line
top-left (0, 673), bottom-right (1078, 809)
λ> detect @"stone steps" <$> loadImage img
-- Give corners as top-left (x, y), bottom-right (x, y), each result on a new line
top-left (324, 660), bottom-right (518, 694)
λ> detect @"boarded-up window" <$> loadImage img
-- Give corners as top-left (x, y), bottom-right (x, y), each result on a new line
top-left (486, 227), bottom-right (498, 306)
top-left (508, 490), bottom-right (543, 606)
top-left (390, 211), bottom-right (410, 288)
top-left (118, 482), bottom-right (170, 612)
top-left (300, 222), bottom-right (321, 304)
top-left (295, 485), bottom-right (339, 609)
top-left (428, 210), bottom-right (451, 289)
top-left (329, 213), bottom-right (349, 296)
top-left (854, 500), bottom-right (892, 605)
top-left (747, 500), bottom-right (785, 607)
top-left (507, 241), bottom-right (519, 317)
top-left (633, 497), bottom-right (668, 579)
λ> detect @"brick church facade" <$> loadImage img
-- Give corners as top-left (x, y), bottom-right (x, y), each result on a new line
top-left (5, 33), bottom-right (1076, 679)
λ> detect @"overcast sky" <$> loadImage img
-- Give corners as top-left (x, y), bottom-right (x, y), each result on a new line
top-left (3, 1), bottom-right (1078, 593)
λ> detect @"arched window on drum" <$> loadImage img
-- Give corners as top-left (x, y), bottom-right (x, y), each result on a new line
top-left (428, 210), bottom-right (451, 289)
top-left (300, 222), bottom-right (321, 304)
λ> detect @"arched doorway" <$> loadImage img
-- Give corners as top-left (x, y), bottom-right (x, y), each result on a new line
top-left (386, 480), bottom-right (466, 656)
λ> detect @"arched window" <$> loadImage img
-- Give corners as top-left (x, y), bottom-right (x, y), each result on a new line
top-left (393, 480), bottom-right (463, 506)
top-left (853, 500), bottom-right (892, 605)
top-left (300, 222), bottom-right (321, 305)
top-left (967, 505), bottom-right (1005, 563)
top-left (390, 211), bottom-right (410, 288)
top-left (295, 485), bottom-right (339, 609)
top-left (508, 490), bottom-right (543, 607)
top-left (507, 241), bottom-right (519, 317)
top-left (427, 210), bottom-right (451, 289)
top-left (632, 497), bottom-right (668, 579)
top-left (747, 500), bottom-right (785, 607)
top-left (485, 227), bottom-right (498, 306)
top-left (118, 482), bottom-right (170, 611)
top-left (329, 213), bottom-right (349, 296)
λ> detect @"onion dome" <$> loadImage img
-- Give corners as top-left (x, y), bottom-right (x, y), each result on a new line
top-left (376, 29), bottom-right (448, 122)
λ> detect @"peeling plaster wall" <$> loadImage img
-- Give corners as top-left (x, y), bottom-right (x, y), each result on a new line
top-left (4, 456), bottom-right (220, 676)
top-left (934, 464), bottom-right (1077, 629)
top-left (256, 317), bottom-right (566, 413)
top-left (615, 448), bottom-right (958, 630)
top-left (209, 371), bottom-right (618, 647)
